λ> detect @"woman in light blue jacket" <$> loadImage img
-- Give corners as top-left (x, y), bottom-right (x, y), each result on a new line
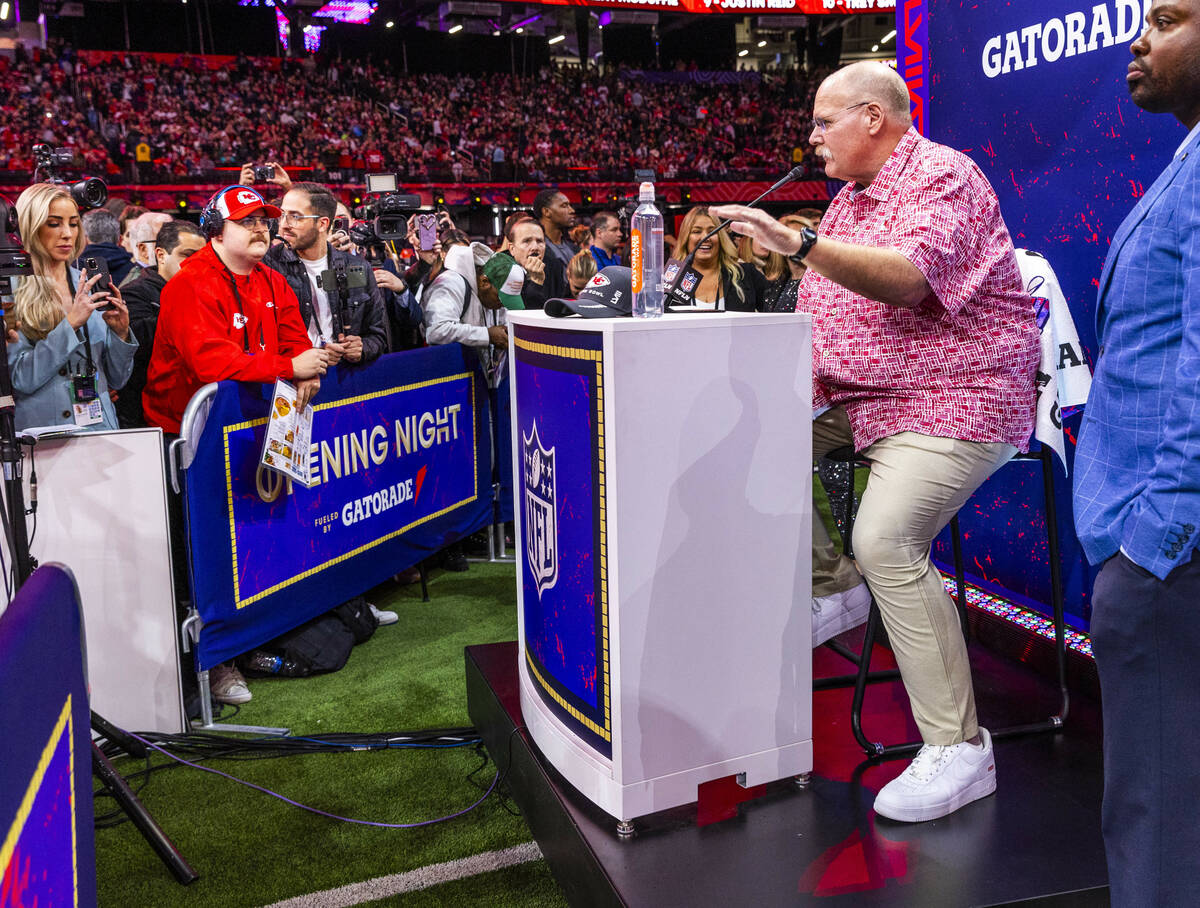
top-left (9, 183), bottom-right (137, 432)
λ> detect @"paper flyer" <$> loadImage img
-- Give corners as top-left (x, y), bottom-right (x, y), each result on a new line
top-left (260, 378), bottom-right (314, 486)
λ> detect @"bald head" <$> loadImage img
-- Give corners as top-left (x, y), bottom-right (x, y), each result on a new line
top-left (810, 62), bottom-right (914, 186)
top-left (821, 62), bottom-right (912, 124)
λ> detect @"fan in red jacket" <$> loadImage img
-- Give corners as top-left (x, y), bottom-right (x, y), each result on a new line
top-left (144, 186), bottom-right (330, 434)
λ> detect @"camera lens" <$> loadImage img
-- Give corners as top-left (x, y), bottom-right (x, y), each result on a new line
top-left (71, 178), bottom-right (108, 211)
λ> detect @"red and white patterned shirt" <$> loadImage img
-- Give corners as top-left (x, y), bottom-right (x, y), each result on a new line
top-left (797, 128), bottom-right (1038, 451)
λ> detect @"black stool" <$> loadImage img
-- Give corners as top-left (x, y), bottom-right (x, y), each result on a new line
top-left (813, 444), bottom-right (1070, 757)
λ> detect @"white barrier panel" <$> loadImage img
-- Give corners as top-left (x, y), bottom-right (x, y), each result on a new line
top-left (0, 428), bottom-right (184, 734)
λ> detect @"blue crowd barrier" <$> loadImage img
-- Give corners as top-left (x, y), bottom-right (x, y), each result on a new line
top-left (183, 345), bottom-right (495, 671)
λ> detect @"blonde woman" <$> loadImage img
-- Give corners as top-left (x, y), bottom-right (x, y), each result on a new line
top-left (736, 233), bottom-right (787, 283)
top-left (9, 183), bottom-right (136, 431)
top-left (566, 248), bottom-right (597, 297)
top-left (760, 214), bottom-right (817, 313)
top-left (669, 206), bottom-right (759, 311)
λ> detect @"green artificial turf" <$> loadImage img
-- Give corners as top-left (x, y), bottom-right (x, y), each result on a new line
top-left (94, 561), bottom-right (570, 908)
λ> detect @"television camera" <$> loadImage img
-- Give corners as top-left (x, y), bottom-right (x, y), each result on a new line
top-left (32, 144), bottom-right (108, 211)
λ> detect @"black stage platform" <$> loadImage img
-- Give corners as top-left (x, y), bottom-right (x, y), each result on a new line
top-left (466, 636), bottom-right (1110, 907)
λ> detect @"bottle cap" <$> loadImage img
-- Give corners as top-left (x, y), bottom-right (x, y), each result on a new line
top-left (638, 181), bottom-right (654, 202)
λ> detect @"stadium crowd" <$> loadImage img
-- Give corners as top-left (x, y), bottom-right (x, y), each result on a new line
top-left (0, 42), bottom-right (825, 184)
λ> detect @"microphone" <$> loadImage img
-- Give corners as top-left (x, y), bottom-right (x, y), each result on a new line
top-left (663, 165), bottom-right (805, 308)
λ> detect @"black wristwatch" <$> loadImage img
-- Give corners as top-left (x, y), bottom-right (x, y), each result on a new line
top-left (788, 227), bottom-right (818, 265)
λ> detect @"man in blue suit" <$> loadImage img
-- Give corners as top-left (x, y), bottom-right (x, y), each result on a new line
top-left (1073, 3), bottom-right (1200, 904)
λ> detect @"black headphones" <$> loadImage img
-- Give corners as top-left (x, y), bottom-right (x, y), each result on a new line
top-left (199, 184), bottom-right (257, 240)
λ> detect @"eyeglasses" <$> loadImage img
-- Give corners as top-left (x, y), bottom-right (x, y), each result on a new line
top-left (811, 101), bottom-right (872, 134)
top-left (229, 215), bottom-right (272, 230)
top-left (280, 212), bottom-right (322, 225)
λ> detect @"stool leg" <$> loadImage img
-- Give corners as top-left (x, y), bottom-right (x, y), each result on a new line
top-left (851, 602), bottom-right (885, 757)
top-left (1040, 446), bottom-right (1070, 724)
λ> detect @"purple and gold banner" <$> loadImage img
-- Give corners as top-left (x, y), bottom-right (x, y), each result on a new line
top-left (513, 324), bottom-right (612, 759)
top-left (187, 346), bottom-right (493, 671)
top-left (0, 566), bottom-right (94, 908)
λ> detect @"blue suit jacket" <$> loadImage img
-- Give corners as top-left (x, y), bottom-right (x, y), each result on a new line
top-left (1073, 128), bottom-right (1200, 580)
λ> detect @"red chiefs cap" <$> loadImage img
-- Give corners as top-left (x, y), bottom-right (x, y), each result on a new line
top-left (210, 185), bottom-right (282, 221)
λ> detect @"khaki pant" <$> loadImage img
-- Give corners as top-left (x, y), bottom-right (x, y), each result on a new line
top-left (812, 409), bottom-right (1015, 745)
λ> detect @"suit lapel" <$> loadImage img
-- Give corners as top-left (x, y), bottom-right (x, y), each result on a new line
top-left (1097, 137), bottom-right (1198, 333)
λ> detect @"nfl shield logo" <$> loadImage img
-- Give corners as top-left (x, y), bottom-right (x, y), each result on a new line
top-left (523, 421), bottom-right (558, 598)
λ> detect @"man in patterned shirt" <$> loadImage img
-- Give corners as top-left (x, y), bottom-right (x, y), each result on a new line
top-left (713, 61), bottom-right (1038, 824)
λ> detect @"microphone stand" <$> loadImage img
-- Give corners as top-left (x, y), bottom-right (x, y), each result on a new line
top-left (663, 165), bottom-right (806, 304)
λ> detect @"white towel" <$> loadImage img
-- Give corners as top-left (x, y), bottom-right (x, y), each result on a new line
top-left (1015, 249), bottom-right (1092, 473)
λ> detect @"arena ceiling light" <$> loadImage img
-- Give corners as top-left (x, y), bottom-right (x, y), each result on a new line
top-left (448, 22), bottom-right (463, 32)
top-left (737, 49), bottom-right (748, 57)
top-left (756, 39), bottom-right (766, 47)
top-left (548, 33), bottom-right (565, 44)
top-left (880, 28), bottom-right (896, 44)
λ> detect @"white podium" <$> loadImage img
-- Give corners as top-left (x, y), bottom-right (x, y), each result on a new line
top-left (508, 310), bottom-right (812, 824)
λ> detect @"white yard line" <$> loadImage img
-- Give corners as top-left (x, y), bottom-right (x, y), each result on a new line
top-left (260, 841), bottom-right (544, 907)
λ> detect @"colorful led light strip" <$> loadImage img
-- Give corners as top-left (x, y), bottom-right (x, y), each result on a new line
top-left (941, 576), bottom-right (1093, 659)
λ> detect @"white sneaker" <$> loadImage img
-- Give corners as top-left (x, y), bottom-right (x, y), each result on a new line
top-left (812, 580), bottom-right (872, 647)
top-left (369, 603), bottom-right (398, 626)
top-left (209, 662), bottom-right (252, 705)
top-left (873, 727), bottom-right (997, 823)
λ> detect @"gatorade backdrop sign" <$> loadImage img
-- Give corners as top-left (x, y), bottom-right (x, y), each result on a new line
top-left (905, 0), bottom-right (1182, 624)
top-left (186, 346), bottom-right (493, 670)
top-left (513, 323), bottom-right (612, 759)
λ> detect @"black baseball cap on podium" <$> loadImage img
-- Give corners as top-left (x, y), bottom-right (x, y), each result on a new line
top-left (545, 266), bottom-right (632, 318)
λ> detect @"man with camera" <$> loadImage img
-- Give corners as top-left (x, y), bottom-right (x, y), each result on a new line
top-left (263, 182), bottom-right (388, 367)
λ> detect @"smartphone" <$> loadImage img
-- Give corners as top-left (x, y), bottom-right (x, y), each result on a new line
top-left (416, 213), bottom-right (438, 251)
top-left (333, 216), bottom-right (349, 234)
top-left (82, 256), bottom-right (115, 311)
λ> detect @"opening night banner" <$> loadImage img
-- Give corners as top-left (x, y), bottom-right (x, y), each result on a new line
top-left (900, 0), bottom-right (1182, 625)
top-left (186, 346), bottom-right (493, 671)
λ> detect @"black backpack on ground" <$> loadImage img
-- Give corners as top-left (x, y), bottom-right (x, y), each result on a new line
top-left (240, 597), bottom-right (378, 677)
